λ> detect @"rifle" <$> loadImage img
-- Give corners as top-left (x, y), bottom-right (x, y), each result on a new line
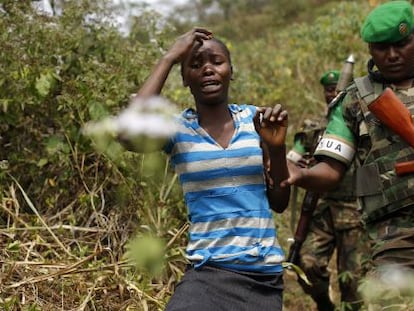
top-left (287, 142), bottom-right (323, 266)
top-left (287, 190), bottom-right (320, 265)
top-left (287, 55), bottom-right (355, 266)
top-left (368, 87), bottom-right (414, 175)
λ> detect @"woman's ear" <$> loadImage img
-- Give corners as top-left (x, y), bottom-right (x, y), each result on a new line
top-left (230, 65), bottom-right (234, 81)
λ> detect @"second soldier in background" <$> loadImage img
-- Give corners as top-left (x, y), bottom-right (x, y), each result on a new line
top-left (287, 70), bottom-right (369, 311)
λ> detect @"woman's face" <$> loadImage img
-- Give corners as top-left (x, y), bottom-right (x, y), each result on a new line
top-left (182, 39), bottom-right (232, 106)
top-left (369, 33), bottom-right (414, 83)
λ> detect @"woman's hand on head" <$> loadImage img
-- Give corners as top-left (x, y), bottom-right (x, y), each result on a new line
top-left (254, 104), bottom-right (288, 149)
top-left (135, 28), bottom-right (212, 98)
top-left (165, 28), bottom-right (213, 65)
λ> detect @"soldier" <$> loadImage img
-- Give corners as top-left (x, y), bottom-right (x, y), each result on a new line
top-left (283, 0), bottom-right (414, 280)
top-left (287, 71), bottom-right (367, 311)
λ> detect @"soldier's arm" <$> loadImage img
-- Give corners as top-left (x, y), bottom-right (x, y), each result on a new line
top-left (283, 157), bottom-right (346, 191)
top-left (282, 95), bottom-right (356, 191)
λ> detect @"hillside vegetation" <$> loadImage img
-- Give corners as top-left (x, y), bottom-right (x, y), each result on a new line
top-left (0, 1), bottom-right (388, 310)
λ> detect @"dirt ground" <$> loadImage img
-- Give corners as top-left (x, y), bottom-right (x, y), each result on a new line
top-left (283, 252), bottom-right (339, 311)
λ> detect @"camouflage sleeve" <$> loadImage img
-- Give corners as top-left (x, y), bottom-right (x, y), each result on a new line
top-left (286, 136), bottom-right (306, 163)
top-left (314, 93), bottom-right (357, 166)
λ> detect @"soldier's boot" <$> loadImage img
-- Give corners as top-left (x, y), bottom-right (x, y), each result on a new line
top-left (314, 294), bottom-right (335, 311)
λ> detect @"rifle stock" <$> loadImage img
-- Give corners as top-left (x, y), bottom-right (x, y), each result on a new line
top-left (368, 87), bottom-right (414, 175)
top-left (395, 161), bottom-right (414, 176)
top-left (287, 191), bottom-right (319, 265)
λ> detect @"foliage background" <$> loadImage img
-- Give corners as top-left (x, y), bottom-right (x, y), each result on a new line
top-left (0, 0), bottom-right (399, 310)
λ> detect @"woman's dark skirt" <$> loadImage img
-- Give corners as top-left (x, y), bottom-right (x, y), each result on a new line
top-left (165, 264), bottom-right (284, 311)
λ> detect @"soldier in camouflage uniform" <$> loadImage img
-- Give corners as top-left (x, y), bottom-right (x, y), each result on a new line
top-left (284, 0), bottom-right (414, 283)
top-left (287, 71), bottom-right (367, 311)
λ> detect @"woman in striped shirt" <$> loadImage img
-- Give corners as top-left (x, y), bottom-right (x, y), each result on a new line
top-left (133, 28), bottom-right (290, 311)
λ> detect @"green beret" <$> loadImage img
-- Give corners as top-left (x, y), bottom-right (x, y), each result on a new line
top-left (361, 1), bottom-right (413, 43)
top-left (319, 70), bottom-right (340, 86)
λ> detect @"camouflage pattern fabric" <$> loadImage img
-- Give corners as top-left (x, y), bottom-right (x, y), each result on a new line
top-left (315, 75), bottom-right (414, 272)
top-left (293, 118), bottom-right (325, 153)
top-left (317, 76), bottom-right (414, 222)
top-left (288, 118), bottom-right (368, 310)
top-left (352, 77), bottom-right (414, 223)
top-left (297, 199), bottom-right (369, 310)
top-left (365, 207), bottom-right (414, 270)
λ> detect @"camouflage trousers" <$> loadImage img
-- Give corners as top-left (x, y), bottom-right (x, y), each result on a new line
top-left (358, 206), bottom-right (414, 309)
top-left (298, 198), bottom-right (369, 310)
top-left (365, 206), bottom-right (414, 270)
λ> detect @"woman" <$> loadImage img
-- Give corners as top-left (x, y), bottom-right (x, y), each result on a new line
top-left (133, 28), bottom-right (290, 311)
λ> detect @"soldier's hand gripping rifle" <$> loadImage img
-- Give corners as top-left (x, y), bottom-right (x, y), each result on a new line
top-left (368, 87), bottom-right (414, 175)
top-left (287, 55), bottom-right (355, 266)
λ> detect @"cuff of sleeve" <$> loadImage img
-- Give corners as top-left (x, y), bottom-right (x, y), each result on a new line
top-left (286, 149), bottom-right (303, 164)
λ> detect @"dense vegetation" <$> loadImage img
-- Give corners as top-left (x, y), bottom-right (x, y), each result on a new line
top-left (2, 0), bottom-right (411, 310)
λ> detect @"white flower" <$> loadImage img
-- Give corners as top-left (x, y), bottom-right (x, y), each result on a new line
top-left (116, 97), bottom-right (178, 138)
top-left (83, 96), bottom-right (178, 153)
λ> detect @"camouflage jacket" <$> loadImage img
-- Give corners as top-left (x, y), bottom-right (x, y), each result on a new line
top-left (288, 117), bottom-right (356, 202)
top-left (314, 75), bottom-right (414, 223)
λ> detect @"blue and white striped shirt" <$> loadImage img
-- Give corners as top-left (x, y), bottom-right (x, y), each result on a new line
top-left (165, 104), bottom-right (284, 273)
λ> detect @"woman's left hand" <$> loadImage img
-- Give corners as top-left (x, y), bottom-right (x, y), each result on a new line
top-left (254, 104), bottom-right (288, 149)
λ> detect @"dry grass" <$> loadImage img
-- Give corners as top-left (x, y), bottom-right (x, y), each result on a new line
top-left (0, 179), bottom-right (188, 311)
top-left (0, 177), bottom-right (341, 311)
